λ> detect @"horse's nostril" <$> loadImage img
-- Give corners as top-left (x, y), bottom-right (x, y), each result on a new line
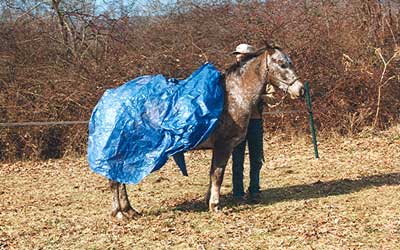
top-left (300, 88), bottom-right (305, 97)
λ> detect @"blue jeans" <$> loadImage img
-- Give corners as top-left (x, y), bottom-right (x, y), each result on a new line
top-left (232, 119), bottom-right (264, 196)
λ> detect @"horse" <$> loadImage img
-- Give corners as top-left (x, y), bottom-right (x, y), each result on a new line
top-left (108, 45), bottom-right (304, 219)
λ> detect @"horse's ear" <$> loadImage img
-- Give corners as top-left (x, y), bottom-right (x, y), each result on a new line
top-left (264, 44), bottom-right (276, 56)
top-left (264, 41), bottom-right (281, 54)
top-left (272, 42), bottom-right (282, 50)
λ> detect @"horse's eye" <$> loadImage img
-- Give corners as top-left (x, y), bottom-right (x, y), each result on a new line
top-left (281, 64), bottom-right (288, 69)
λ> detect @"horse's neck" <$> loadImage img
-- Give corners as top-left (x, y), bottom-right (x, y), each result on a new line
top-left (225, 55), bottom-right (267, 113)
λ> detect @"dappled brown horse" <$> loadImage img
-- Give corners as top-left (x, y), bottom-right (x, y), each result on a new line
top-left (109, 45), bottom-right (304, 218)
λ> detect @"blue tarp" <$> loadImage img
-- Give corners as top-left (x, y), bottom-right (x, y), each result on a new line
top-left (88, 63), bottom-right (224, 184)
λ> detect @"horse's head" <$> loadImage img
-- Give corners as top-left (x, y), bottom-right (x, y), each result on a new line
top-left (265, 46), bottom-right (304, 99)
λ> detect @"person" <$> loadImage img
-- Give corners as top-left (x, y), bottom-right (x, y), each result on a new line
top-left (231, 43), bottom-right (265, 201)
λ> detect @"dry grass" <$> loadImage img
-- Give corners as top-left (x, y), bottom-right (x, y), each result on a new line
top-left (1, 126), bottom-right (400, 250)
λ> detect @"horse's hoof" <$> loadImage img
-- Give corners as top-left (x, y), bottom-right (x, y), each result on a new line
top-left (123, 207), bottom-right (141, 219)
top-left (209, 203), bottom-right (220, 212)
top-left (116, 211), bottom-right (124, 220)
top-left (111, 210), bottom-right (117, 218)
top-left (110, 211), bottom-right (125, 220)
top-left (111, 208), bottom-right (141, 220)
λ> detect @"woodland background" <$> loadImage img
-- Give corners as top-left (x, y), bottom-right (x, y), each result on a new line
top-left (0, 0), bottom-right (399, 160)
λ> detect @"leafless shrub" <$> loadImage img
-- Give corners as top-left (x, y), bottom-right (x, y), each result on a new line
top-left (0, 0), bottom-right (399, 160)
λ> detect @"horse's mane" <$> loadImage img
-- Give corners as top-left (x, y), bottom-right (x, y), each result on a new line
top-left (224, 44), bottom-right (280, 77)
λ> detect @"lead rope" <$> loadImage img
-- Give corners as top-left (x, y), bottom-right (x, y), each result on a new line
top-left (263, 83), bottom-right (288, 108)
top-left (264, 76), bottom-right (300, 108)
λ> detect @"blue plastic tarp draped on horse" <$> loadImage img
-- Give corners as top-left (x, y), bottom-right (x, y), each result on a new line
top-left (87, 63), bottom-right (224, 184)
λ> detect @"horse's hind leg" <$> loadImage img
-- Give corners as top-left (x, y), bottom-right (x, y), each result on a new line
top-left (109, 180), bottom-right (141, 219)
top-left (206, 148), bottom-right (231, 212)
top-left (118, 183), bottom-right (141, 218)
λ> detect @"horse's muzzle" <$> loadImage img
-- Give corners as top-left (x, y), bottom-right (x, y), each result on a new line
top-left (299, 87), bottom-right (305, 97)
top-left (288, 80), bottom-right (304, 99)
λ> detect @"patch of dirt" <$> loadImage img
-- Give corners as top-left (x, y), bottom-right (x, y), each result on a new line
top-left (1, 127), bottom-right (399, 249)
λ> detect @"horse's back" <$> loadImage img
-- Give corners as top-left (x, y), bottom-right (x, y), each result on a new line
top-left (88, 64), bottom-right (224, 184)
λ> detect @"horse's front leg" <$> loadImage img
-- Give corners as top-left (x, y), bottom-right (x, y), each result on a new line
top-left (206, 148), bottom-right (231, 212)
top-left (109, 180), bottom-right (141, 219)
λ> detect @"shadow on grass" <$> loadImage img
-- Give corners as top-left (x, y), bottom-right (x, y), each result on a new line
top-left (173, 172), bottom-right (400, 213)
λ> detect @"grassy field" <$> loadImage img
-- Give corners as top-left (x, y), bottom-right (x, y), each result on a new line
top-left (1, 126), bottom-right (400, 250)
